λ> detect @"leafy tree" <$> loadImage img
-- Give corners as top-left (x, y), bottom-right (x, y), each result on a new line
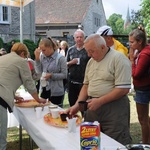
top-left (128, 0), bottom-right (150, 36)
top-left (115, 18), bottom-right (124, 34)
top-left (107, 13), bottom-right (124, 34)
top-left (140, 0), bottom-right (150, 35)
top-left (107, 13), bottom-right (128, 35)
top-left (130, 9), bottom-right (144, 29)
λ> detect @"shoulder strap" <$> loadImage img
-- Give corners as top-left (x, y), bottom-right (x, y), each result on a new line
top-left (56, 53), bottom-right (63, 66)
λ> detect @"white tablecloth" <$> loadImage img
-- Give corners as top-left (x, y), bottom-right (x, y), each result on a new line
top-left (7, 88), bottom-right (31, 128)
top-left (13, 103), bottom-right (127, 150)
top-left (7, 111), bottom-right (19, 128)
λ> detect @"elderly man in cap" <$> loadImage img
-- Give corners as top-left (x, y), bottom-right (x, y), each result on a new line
top-left (96, 25), bottom-right (128, 57)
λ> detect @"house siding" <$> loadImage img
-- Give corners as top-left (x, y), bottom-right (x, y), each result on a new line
top-left (0, 0), bottom-right (106, 44)
top-left (35, 0), bottom-right (106, 44)
top-left (0, 2), bottom-right (35, 43)
top-left (82, 0), bottom-right (106, 36)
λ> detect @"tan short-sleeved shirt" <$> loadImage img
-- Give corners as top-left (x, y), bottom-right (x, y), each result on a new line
top-left (83, 49), bottom-right (131, 97)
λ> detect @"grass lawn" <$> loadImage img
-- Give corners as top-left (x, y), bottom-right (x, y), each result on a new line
top-left (6, 94), bottom-right (143, 150)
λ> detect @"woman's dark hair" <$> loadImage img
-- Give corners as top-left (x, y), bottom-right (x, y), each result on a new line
top-left (129, 25), bottom-right (147, 48)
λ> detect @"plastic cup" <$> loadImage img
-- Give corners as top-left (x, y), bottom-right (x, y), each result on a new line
top-left (51, 108), bottom-right (59, 119)
top-left (60, 113), bottom-right (68, 121)
top-left (66, 117), bottom-right (77, 133)
top-left (78, 101), bottom-right (88, 112)
top-left (40, 72), bottom-right (47, 87)
top-left (42, 72), bottom-right (46, 77)
top-left (40, 78), bottom-right (47, 87)
top-left (35, 107), bottom-right (42, 119)
top-left (76, 58), bottom-right (80, 65)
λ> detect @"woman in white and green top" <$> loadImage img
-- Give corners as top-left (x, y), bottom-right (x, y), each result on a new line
top-left (34, 38), bottom-right (67, 107)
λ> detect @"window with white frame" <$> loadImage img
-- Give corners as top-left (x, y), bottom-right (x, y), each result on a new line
top-left (0, 5), bottom-right (10, 24)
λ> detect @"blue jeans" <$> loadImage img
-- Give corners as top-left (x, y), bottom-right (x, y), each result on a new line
top-left (0, 105), bottom-right (7, 150)
top-left (134, 90), bottom-right (150, 104)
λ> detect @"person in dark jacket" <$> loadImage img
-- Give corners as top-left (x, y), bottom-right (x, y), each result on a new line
top-left (66, 29), bottom-right (90, 106)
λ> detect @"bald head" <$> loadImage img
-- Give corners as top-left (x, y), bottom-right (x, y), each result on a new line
top-left (85, 34), bottom-right (107, 46)
top-left (84, 34), bottom-right (109, 61)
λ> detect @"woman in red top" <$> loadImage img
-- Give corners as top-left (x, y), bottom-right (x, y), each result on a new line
top-left (129, 25), bottom-right (150, 144)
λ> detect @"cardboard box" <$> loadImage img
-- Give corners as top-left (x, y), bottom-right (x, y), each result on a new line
top-left (80, 121), bottom-right (100, 150)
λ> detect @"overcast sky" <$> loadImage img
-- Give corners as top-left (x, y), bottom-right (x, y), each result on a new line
top-left (102, 0), bottom-right (142, 19)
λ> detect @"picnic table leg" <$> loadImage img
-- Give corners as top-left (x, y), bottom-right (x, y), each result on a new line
top-left (29, 136), bottom-right (34, 150)
top-left (19, 124), bottom-right (22, 150)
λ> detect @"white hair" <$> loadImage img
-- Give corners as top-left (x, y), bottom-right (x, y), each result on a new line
top-left (84, 34), bottom-right (107, 48)
top-left (74, 29), bottom-right (85, 38)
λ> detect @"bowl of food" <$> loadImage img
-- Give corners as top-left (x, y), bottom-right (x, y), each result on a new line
top-left (126, 144), bottom-right (150, 150)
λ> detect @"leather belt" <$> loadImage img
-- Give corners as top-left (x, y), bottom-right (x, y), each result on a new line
top-left (70, 81), bottom-right (82, 85)
top-left (0, 97), bottom-right (12, 112)
top-left (88, 96), bottom-right (99, 99)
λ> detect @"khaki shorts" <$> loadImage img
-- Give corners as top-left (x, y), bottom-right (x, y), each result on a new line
top-left (85, 95), bottom-right (131, 145)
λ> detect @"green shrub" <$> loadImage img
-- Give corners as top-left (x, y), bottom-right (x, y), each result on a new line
top-left (5, 39), bottom-right (20, 53)
top-left (0, 38), bottom-right (4, 48)
top-left (36, 37), bottom-right (42, 48)
top-left (23, 39), bottom-right (36, 60)
top-left (5, 39), bottom-right (39, 59)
